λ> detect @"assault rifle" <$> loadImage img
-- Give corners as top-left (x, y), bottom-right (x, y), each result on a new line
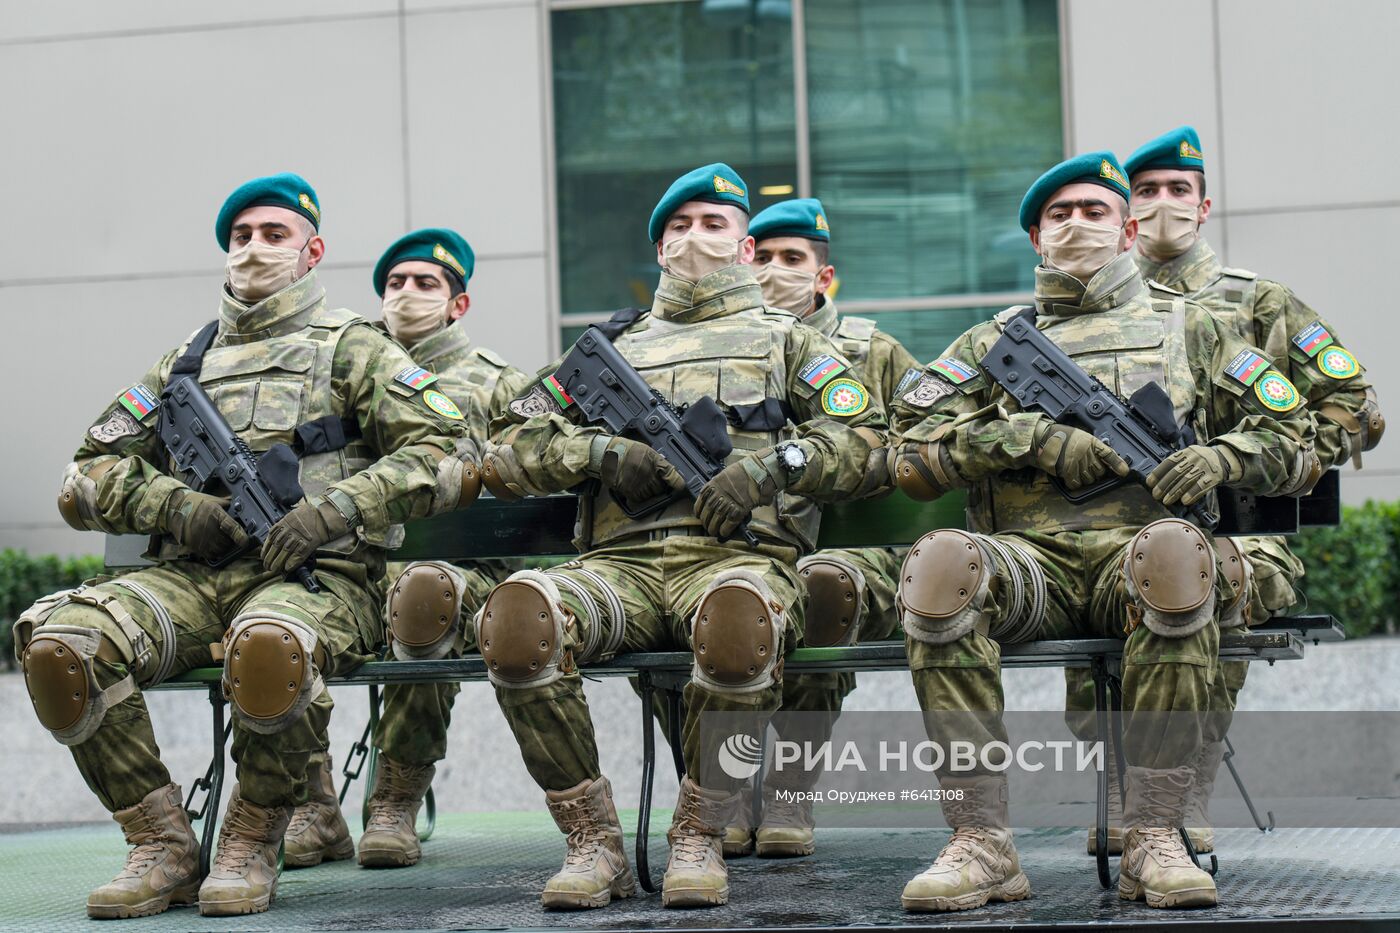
top-left (981, 306), bottom-right (1215, 528)
top-left (553, 326), bottom-right (759, 546)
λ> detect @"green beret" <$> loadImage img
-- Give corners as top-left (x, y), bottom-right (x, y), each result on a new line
top-left (372, 228), bottom-right (475, 297)
top-left (648, 163), bottom-right (750, 243)
top-left (1125, 125), bottom-right (1205, 179)
top-left (1018, 151), bottom-right (1130, 232)
top-left (750, 198), bottom-right (830, 243)
top-left (215, 173), bottom-right (320, 252)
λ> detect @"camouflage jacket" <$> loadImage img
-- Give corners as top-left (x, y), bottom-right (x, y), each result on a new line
top-left (804, 295), bottom-right (923, 409)
top-left (68, 271), bottom-right (467, 559)
top-left (891, 252), bottom-right (1318, 535)
top-left (489, 264), bottom-right (887, 552)
top-left (1139, 237), bottom-right (1380, 468)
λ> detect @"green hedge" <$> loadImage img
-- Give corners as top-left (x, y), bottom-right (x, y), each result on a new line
top-left (0, 550), bottom-right (104, 669)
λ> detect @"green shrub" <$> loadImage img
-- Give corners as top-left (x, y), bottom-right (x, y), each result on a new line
top-left (1291, 501), bottom-right (1397, 639)
top-left (0, 549), bottom-right (104, 669)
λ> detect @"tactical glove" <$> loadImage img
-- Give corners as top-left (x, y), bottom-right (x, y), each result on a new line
top-left (261, 497), bottom-right (351, 575)
top-left (694, 449), bottom-right (785, 539)
top-left (1033, 421), bottom-right (1130, 491)
top-left (164, 488), bottom-right (249, 562)
top-left (593, 436), bottom-right (685, 505)
top-left (1147, 444), bottom-right (1243, 507)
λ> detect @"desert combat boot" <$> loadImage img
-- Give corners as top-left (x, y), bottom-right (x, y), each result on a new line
top-left (662, 777), bottom-right (740, 908)
top-left (902, 775), bottom-right (1030, 913)
top-left (197, 786), bottom-right (292, 916)
top-left (755, 784), bottom-right (816, 858)
top-left (86, 783), bottom-right (200, 919)
top-left (284, 754), bottom-right (354, 868)
top-left (1181, 741), bottom-right (1225, 853)
top-left (722, 782), bottom-right (756, 858)
top-left (358, 758), bottom-right (435, 867)
top-left (541, 776), bottom-right (636, 909)
top-left (1119, 765), bottom-right (1218, 909)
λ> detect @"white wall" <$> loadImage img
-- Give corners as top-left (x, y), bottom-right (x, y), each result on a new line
top-left (1064, 0), bottom-right (1400, 505)
top-left (0, 1), bottom-right (555, 556)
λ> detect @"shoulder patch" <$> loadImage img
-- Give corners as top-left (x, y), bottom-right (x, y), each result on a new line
top-left (1292, 321), bottom-right (1334, 358)
top-left (509, 383), bottom-right (563, 419)
top-left (798, 354), bottom-right (847, 389)
top-left (821, 377), bottom-right (869, 417)
top-left (90, 409), bottom-right (141, 444)
top-left (894, 367), bottom-right (923, 397)
top-left (1224, 349), bottom-right (1269, 387)
top-left (902, 373), bottom-right (955, 409)
top-left (395, 365), bottom-right (438, 391)
top-left (118, 384), bottom-right (159, 420)
top-left (931, 357), bottom-right (978, 384)
top-left (1253, 371), bottom-right (1300, 413)
top-left (474, 346), bottom-right (510, 368)
top-left (422, 389), bottom-right (463, 420)
top-left (1316, 345), bottom-right (1360, 380)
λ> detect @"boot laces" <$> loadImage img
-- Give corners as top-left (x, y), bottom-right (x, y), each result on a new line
top-left (365, 765), bottom-right (429, 832)
top-left (933, 827), bottom-right (989, 868)
top-left (287, 802), bottom-right (322, 836)
top-left (115, 811), bottom-right (164, 879)
top-left (764, 795), bottom-right (807, 826)
top-left (670, 794), bottom-right (718, 865)
top-left (1137, 826), bottom-right (1194, 867)
top-left (213, 806), bottom-right (273, 873)
top-left (555, 800), bottom-right (606, 867)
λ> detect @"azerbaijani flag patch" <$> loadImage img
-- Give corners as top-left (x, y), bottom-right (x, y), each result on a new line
top-left (932, 358), bottom-right (978, 384)
top-left (1225, 350), bottom-right (1268, 387)
top-left (395, 365), bottom-right (438, 391)
top-left (544, 374), bottom-right (574, 409)
top-left (1292, 321), bottom-right (1334, 358)
top-left (118, 384), bottom-right (159, 420)
top-left (798, 354), bottom-right (846, 389)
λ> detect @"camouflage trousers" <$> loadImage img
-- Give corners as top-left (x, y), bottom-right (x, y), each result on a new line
top-left (492, 534), bottom-right (805, 795)
top-left (1063, 533), bottom-right (1300, 738)
top-left (20, 557), bottom-right (380, 812)
top-left (908, 527), bottom-right (1224, 773)
top-left (372, 560), bottom-right (512, 767)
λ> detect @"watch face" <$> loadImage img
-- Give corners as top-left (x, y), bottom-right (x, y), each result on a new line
top-left (781, 445), bottom-right (806, 470)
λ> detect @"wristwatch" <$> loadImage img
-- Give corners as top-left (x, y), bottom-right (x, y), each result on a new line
top-left (774, 442), bottom-right (808, 485)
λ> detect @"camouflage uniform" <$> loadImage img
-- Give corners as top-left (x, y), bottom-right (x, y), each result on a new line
top-left (891, 253), bottom-right (1317, 772)
top-left (19, 271), bottom-right (466, 813)
top-left (481, 264), bottom-right (885, 793)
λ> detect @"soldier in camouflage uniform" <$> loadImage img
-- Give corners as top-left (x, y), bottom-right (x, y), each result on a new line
top-left (477, 164), bottom-right (886, 911)
top-left (1060, 126), bottom-right (1383, 855)
top-left (889, 152), bottom-right (1319, 913)
top-left (714, 197), bottom-right (921, 858)
top-left (15, 175), bottom-right (473, 919)
top-left (282, 229), bottom-right (531, 871)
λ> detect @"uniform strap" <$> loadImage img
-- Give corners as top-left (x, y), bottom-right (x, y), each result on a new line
top-left (169, 320), bottom-right (220, 378)
top-left (593, 306), bottom-right (647, 341)
top-left (293, 415), bottom-right (362, 455)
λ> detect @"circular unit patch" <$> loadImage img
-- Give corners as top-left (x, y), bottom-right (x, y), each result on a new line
top-left (821, 377), bottom-right (869, 417)
top-left (1253, 371), bottom-right (1299, 412)
top-left (1317, 346), bottom-right (1359, 380)
top-left (423, 389), bottom-right (464, 420)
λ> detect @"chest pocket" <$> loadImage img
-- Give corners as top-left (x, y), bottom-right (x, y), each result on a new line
top-left (1047, 314), bottom-right (1167, 402)
top-left (198, 342), bottom-right (317, 450)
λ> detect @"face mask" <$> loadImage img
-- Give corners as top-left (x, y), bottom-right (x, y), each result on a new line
top-left (754, 262), bottom-right (818, 315)
top-left (1038, 219), bottom-right (1125, 283)
top-left (1132, 198), bottom-right (1201, 262)
top-left (661, 230), bottom-right (741, 284)
top-left (383, 290), bottom-right (453, 348)
top-left (226, 239), bottom-right (307, 302)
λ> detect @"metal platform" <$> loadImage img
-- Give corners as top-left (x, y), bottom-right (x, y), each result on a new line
top-left (3, 813), bottom-right (1398, 932)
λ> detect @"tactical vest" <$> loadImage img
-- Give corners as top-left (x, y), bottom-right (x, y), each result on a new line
top-left (154, 304), bottom-right (386, 560)
top-left (579, 308), bottom-right (817, 552)
top-left (967, 298), bottom-right (1198, 535)
top-left (1187, 266), bottom-right (1293, 359)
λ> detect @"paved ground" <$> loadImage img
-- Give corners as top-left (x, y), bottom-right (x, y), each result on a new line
top-left (2, 636), bottom-right (1397, 826)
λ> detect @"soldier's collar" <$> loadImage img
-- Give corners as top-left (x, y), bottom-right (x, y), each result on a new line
top-left (1034, 252), bottom-right (1145, 315)
top-left (802, 294), bottom-right (839, 337)
top-left (406, 318), bottom-right (471, 365)
top-left (219, 271), bottom-right (326, 342)
top-left (1135, 236), bottom-right (1219, 294)
top-left (651, 264), bottom-right (764, 323)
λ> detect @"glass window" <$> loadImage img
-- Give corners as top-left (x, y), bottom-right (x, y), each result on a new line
top-left (552, 2), bottom-right (799, 316)
top-left (805, 0), bottom-right (1062, 301)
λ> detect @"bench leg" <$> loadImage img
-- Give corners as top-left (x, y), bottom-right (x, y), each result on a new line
top-left (181, 684), bottom-right (229, 881)
top-left (1222, 734), bottom-right (1275, 833)
top-left (1090, 657), bottom-right (1116, 890)
top-left (635, 671), bottom-right (659, 893)
top-left (338, 683), bottom-right (376, 807)
top-left (664, 687), bottom-right (686, 782)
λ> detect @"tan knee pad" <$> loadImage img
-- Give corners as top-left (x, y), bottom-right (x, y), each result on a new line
top-left (690, 569), bottom-right (783, 694)
top-left (898, 530), bottom-right (993, 645)
top-left (387, 561), bottom-right (466, 661)
top-left (1214, 538), bottom-right (1253, 629)
top-left (476, 570), bottom-right (571, 689)
top-left (1122, 519), bottom-right (1215, 638)
top-left (222, 612), bottom-right (324, 734)
top-left (22, 625), bottom-right (135, 746)
top-left (797, 554), bottom-right (866, 648)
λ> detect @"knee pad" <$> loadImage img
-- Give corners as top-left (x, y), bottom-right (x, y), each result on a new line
top-left (22, 624), bottom-right (135, 746)
top-left (898, 530), bottom-right (993, 645)
top-left (690, 569), bottom-right (783, 694)
top-left (1214, 538), bottom-right (1253, 629)
top-left (222, 612), bottom-right (324, 734)
top-left (387, 561), bottom-right (466, 661)
top-left (1122, 519), bottom-right (1215, 638)
top-left (797, 555), bottom-right (866, 648)
top-left (476, 570), bottom-right (572, 689)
